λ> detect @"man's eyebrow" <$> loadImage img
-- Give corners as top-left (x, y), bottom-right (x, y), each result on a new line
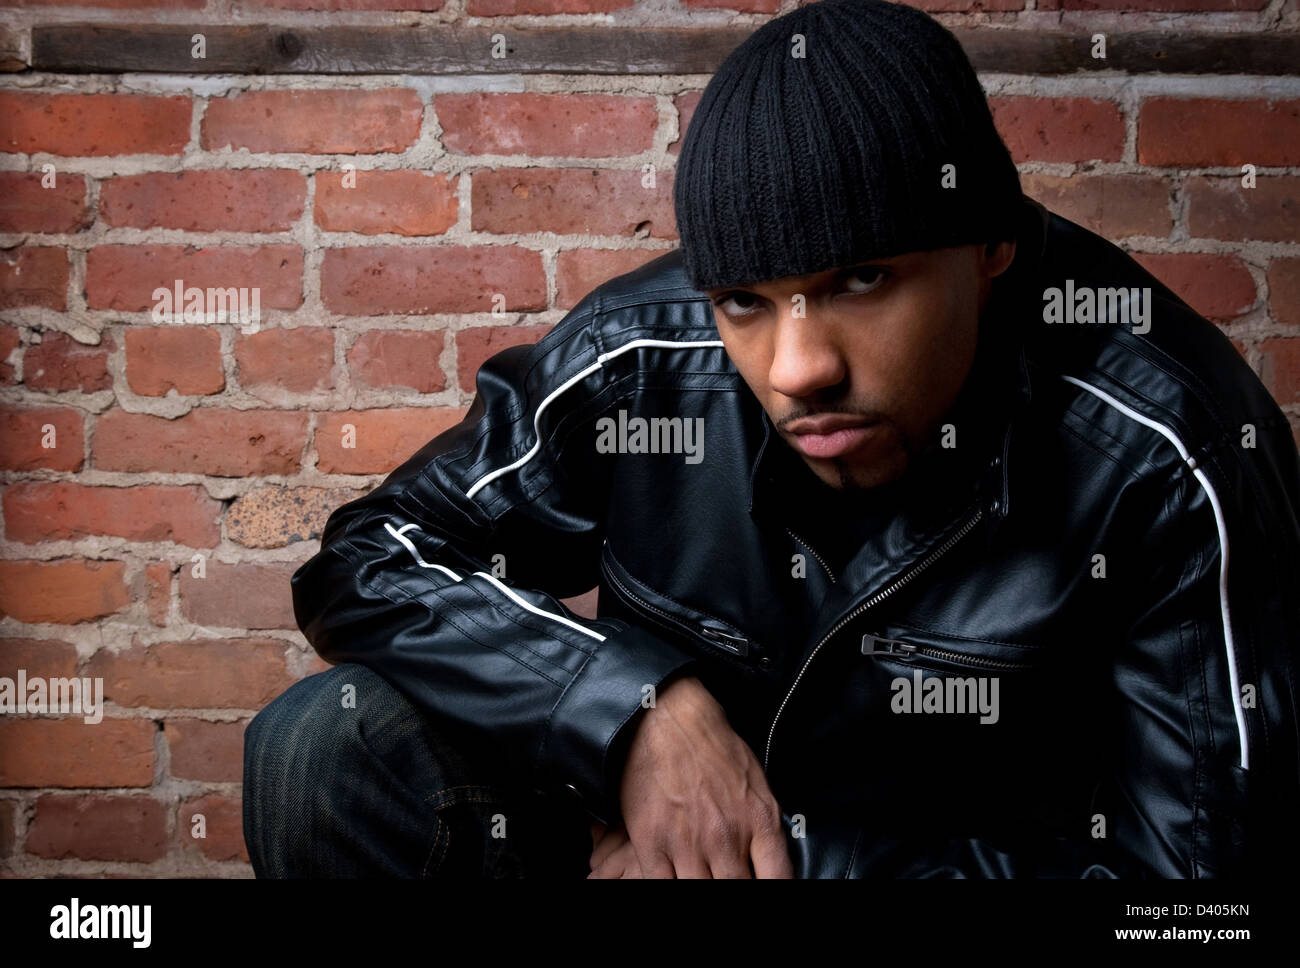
top-left (707, 259), bottom-right (901, 297)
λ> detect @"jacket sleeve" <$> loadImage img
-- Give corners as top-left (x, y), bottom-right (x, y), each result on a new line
top-left (804, 411), bottom-right (1300, 879)
top-left (289, 310), bottom-right (700, 828)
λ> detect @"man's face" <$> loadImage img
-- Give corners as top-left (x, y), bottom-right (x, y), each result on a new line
top-left (706, 240), bottom-right (1016, 493)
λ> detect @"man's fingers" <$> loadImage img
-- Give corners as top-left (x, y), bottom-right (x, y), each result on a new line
top-left (588, 826), bottom-right (627, 871)
top-left (588, 837), bottom-right (646, 878)
top-left (631, 842), bottom-right (676, 878)
top-left (616, 850), bottom-right (646, 879)
top-left (701, 825), bottom-right (753, 878)
top-left (667, 850), bottom-right (712, 879)
top-left (749, 827), bottom-right (795, 879)
top-left (705, 848), bottom-right (753, 878)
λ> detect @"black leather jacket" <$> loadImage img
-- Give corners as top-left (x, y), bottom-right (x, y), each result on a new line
top-left (291, 195), bottom-right (1300, 878)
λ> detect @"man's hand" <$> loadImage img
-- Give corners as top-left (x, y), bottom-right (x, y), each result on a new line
top-left (608, 673), bottom-right (794, 878)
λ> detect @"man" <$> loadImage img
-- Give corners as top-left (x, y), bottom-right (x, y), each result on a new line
top-left (243, 0), bottom-right (1300, 878)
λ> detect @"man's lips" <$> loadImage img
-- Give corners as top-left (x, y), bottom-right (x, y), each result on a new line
top-left (785, 416), bottom-right (881, 459)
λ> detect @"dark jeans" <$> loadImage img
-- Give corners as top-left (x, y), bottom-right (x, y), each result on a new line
top-left (243, 662), bottom-right (594, 878)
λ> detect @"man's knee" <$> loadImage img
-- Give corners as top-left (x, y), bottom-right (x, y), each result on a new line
top-left (243, 662), bottom-right (413, 876)
top-left (242, 661), bottom-right (591, 878)
top-left (244, 663), bottom-right (369, 787)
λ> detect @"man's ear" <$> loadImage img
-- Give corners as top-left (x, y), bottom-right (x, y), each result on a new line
top-left (983, 238), bottom-right (1017, 278)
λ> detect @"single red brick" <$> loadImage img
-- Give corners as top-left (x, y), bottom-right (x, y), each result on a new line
top-left (471, 167), bottom-right (677, 238)
top-left (3, 482), bottom-right (223, 547)
top-left (315, 170), bottom-right (457, 236)
top-left (245, 0), bottom-right (443, 8)
top-left (667, 90), bottom-right (702, 157)
top-left (145, 562), bottom-right (172, 626)
top-left (125, 326), bottom-right (225, 396)
top-left (14, 0), bottom-right (203, 6)
top-left (22, 331), bottom-right (113, 392)
top-left (0, 406), bottom-right (84, 471)
top-left (86, 637), bottom-right (298, 708)
top-left (314, 408), bottom-right (468, 474)
top-left (0, 637), bottom-right (80, 683)
top-left (456, 324), bottom-right (552, 392)
top-left (0, 720), bottom-right (155, 788)
top-left (27, 795), bottom-right (167, 862)
top-left (1020, 173), bottom-right (1173, 239)
top-left (0, 246), bottom-right (69, 310)
top-left (1129, 252), bottom-right (1256, 322)
top-left (100, 169), bottom-right (307, 232)
top-left (92, 409), bottom-right (307, 476)
top-left (0, 172), bottom-right (90, 233)
top-left (1185, 177), bottom-right (1300, 243)
top-left (85, 244), bottom-right (302, 312)
top-left (989, 96), bottom-right (1125, 163)
top-left (900, 0), bottom-right (1023, 7)
top-left (0, 92), bottom-right (191, 156)
top-left (1259, 338), bottom-right (1300, 405)
top-left (177, 561), bottom-right (301, 631)
top-left (224, 485), bottom-right (367, 548)
top-left (1039, 0), bottom-right (1267, 12)
top-left (320, 246), bottom-right (546, 315)
top-left (347, 329), bottom-right (446, 392)
top-left (468, 0), bottom-right (630, 11)
top-left (0, 559), bottom-right (130, 624)
top-left (1267, 258), bottom-right (1300, 328)
top-left (166, 719), bottom-right (247, 782)
top-left (178, 794), bottom-right (247, 862)
top-left (681, 0), bottom-right (783, 8)
top-left (202, 89), bottom-right (423, 154)
top-left (436, 93), bottom-right (657, 157)
top-left (0, 326), bottom-right (18, 385)
top-left (234, 327), bottom-right (335, 393)
top-left (1139, 98), bottom-right (1300, 167)
top-left (555, 249), bottom-right (664, 309)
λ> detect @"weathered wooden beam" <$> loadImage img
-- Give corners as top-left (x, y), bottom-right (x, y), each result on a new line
top-left (28, 24), bottom-right (1300, 76)
top-left (959, 28), bottom-right (1300, 76)
top-left (30, 25), bottom-right (752, 75)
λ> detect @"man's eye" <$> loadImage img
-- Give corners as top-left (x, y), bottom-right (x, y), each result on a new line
top-left (715, 292), bottom-right (759, 315)
top-left (843, 267), bottom-right (887, 293)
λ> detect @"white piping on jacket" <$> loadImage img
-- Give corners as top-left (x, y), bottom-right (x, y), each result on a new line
top-left (464, 338), bottom-right (726, 500)
top-left (1061, 374), bottom-right (1249, 770)
top-left (471, 569), bottom-right (606, 642)
top-left (383, 521), bottom-right (605, 643)
top-left (384, 521), bottom-right (462, 581)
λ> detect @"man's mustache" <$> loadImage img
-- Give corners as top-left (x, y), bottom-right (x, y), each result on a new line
top-left (777, 404), bottom-right (884, 430)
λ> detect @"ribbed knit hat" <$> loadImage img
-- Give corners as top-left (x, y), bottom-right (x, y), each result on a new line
top-left (673, 0), bottom-right (1023, 293)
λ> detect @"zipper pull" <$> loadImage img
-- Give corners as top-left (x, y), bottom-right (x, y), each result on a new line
top-left (699, 625), bottom-right (750, 657)
top-left (860, 633), bottom-right (918, 658)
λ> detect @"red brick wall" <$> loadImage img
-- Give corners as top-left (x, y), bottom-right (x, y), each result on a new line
top-left (0, 0), bottom-right (1297, 876)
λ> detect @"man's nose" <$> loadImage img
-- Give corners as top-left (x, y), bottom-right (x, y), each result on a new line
top-left (767, 313), bottom-right (848, 399)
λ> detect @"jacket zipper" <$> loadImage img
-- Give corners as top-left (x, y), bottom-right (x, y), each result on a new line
top-left (763, 507), bottom-right (985, 770)
top-left (786, 527), bottom-right (836, 584)
top-left (601, 551), bottom-right (751, 658)
top-left (860, 633), bottom-right (1034, 671)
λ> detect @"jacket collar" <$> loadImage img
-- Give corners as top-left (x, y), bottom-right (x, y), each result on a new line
top-left (745, 192), bottom-right (1048, 533)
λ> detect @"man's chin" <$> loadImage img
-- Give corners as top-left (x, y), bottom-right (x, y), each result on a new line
top-left (804, 453), bottom-right (910, 494)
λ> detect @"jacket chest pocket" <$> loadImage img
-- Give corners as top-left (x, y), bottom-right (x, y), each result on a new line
top-left (853, 623), bottom-right (1101, 825)
top-left (855, 622), bottom-right (1098, 771)
top-left (597, 539), bottom-right (762, 667)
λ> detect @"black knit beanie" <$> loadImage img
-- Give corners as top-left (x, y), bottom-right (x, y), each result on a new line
top-left (673, 0), bottom-right (1023, 293)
